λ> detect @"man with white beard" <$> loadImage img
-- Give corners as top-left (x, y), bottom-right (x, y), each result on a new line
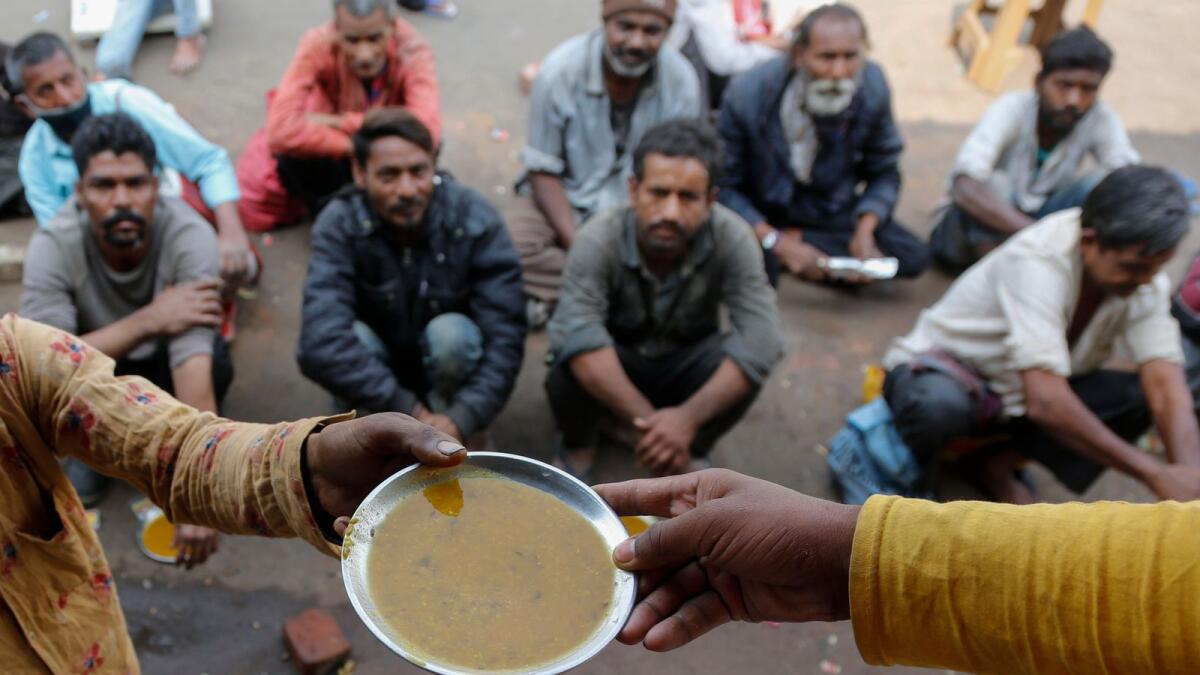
top-left (716, 3), bottom-right (928, 286)
top-left (509, 0), bottom-right (701, 328)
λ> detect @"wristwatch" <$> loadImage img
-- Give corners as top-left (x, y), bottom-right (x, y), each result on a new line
top-left (761, 229), bottom-right (780, 252)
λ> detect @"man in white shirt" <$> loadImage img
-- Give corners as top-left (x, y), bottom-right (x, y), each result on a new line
top-left (883, 166), bottom-right (1200, 503)
top-left (930, 27), bottom-right (1138, 273)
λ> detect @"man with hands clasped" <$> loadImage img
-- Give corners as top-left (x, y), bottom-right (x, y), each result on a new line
top-left (546, 119), bottom-right (783, 480)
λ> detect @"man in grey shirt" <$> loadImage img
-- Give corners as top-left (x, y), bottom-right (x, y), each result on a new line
top-left (20, 113), bottom-right (231, 550)
top-left (511, 0), bottom-right (701, 325)
top-left (930, 27), bottom-right (1139, 273)
top-left (547, 120), bottom-right (783, 480)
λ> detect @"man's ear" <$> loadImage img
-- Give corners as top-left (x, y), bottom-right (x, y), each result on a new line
top-left (12, 95), bottom-right (34, 120)
top-left (74, 178), bottom-right (84, 202)
top-left (352, 161), bottom-right (365, 189)
top-left (707, 185), bottom-right (719, 207)
top-left (627, 174), bottom-right (639, 204)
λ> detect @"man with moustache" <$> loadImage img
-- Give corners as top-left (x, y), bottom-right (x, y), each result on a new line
top-left (547, 120), bottom-right (783, 480)
top-left (930, 27), bottom-right (1137, 273)
top-left (717, 3), bottom-right (928, 287)
top-left (20, 113), bottom-right (226, 557)
top-left (298, 108), bottom-right (525, 449)
top-left (236, 0), bottom-right (440, 232)
top-left (511, 0), bottom-right (701, 327)
top-left (882, 167), bottom-right (1200, 504)
top-left (6, 32), bottom-right (254, 290)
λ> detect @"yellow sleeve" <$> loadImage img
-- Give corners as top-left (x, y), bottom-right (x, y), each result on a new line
top-left (850, 495), bottom-right (1200, 675)
top-left (5, 314), bottom-right (346, 556)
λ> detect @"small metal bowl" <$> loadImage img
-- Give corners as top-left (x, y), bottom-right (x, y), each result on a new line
top-left (341, 452), bottom-right (636, 675)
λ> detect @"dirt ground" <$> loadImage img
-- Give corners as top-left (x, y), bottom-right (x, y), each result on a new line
top-left (1, 0), bottom-right (1198, 673)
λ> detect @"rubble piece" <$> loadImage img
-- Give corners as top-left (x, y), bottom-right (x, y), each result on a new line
top-left (282, 609), bottom-right (351, 675)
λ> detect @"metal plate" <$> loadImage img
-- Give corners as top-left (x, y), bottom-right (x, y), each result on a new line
top-left (341, 452), bottom-right (636, 675)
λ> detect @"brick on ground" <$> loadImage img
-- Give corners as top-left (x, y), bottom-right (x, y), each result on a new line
top-left (283, 609), bottom-right (352, 675)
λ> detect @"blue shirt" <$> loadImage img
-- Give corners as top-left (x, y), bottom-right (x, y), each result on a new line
top-left (519, 30), bottom-right (701, 222)
top-left (19, 80), bottom-right (240, 226)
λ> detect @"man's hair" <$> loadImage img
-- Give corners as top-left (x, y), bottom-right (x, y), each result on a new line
top-left (793, 3), bottom-right (870, 51)
top-left (632, 118), bottom-right (722, 188)
top-left (5, 32), bottom-right (74, 96)
top-left (1082, 166), bottom-right (1190, 255)
top-left (352, 107), bottom-right (434, 167)
top-left (1038, 26), bottom-right (1113, 79)
top-left (332, 0), bottom-right (394, 17)
top-left (71, 112), bottom-right (157, 176)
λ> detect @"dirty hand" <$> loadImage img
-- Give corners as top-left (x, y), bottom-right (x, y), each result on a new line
top-left (172, 524), bottom-right (219, 570)
top-left (1147, 464), bottom-right (1200, 502)
top-left (593, 470), bottom-right (860, 651)
top-left (849, 219), bottom-right (882, 261)
top-left (414, 404), bottom-right (464, 443)
top-left (304, 413), bottom-right (466, 537)
top-left (775, 233), bottom-right (827, 281)
top-left (217, 225), bottom-right (252, 285)
top-left (634, 408), bottom-right (697, 476)
top-left (143, 279), bottom-right (223, 336)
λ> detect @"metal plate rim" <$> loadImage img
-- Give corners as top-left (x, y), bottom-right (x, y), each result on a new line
top-left (341, 452), bottom-right (636, 675)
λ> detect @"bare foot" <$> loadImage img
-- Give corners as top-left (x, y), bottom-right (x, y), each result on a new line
top-left (169, 35), bottom-right (205, 76)
top-left (552, 447), bottom-right (595, 482)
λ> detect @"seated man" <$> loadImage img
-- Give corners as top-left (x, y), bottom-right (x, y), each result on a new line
top-left (95, 0), bottom-right (205, 79)
top-left (547, 119), bottom-right (784, 480)
top-left (882, 166), bottom-right (1200, 504)
top-left (20, 113), bottom-right (230, 557)
top-left (298, 109), bottom-right (525, 447)
top-left (512, 0), bottom-right (700, 324)
top-left (0, 42), bottom-right (33, 218)
top-left (717, 3), bottom-right (929, 287)
top-left (6, 32), bottom-right (254, 287)
top-left (0, 313), bottom-right (463, 673)
top-left (930, 27), bottom-right (1138, 273)
top-left (236, 0), bottom-right (439, 232)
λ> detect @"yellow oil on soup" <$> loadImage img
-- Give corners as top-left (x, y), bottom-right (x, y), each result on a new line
top-left (141, 516), bottom-right (178, 559)
top-left (367, 476), bottom-right (616, 672)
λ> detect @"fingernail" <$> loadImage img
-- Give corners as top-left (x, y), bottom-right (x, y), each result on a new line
top-left (614, 537), bottom-right (635, 564)
top-left (437, 440), bottom-right (466, 456)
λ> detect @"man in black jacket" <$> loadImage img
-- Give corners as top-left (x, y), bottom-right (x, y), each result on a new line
top-left (716, 3), bottom-right (928, 286)
top-left (297, 108), bottom-right (526, 446)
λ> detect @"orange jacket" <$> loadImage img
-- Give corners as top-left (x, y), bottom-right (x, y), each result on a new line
top-left (265, 18), bottom-right (441, 158)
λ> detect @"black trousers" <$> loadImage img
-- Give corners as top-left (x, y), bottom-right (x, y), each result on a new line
top-left (884, 364), bottom-right (1149, 493)
top-left (117, 335), bottom-right (235, 411)
top-left (275, 155), bottom-right (353, 216)
top-left (765, 217), bottom-right (931, 287)
top-left (545, 333), bottom-right (760, 455)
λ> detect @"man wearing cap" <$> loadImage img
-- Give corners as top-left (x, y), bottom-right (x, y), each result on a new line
top-left (510, 0), bottom-right (701, 327)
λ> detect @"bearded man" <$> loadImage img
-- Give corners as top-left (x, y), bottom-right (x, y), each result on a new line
top-left (716, 2), bottom-right (928, 287)
top-left (510, 0), bottom-right (701, 326)
top-left (929, 27), bottom-right (1137, 273)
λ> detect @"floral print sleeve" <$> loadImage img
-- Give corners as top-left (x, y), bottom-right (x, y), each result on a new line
top-left (0, 315), bottom-right (353, 673)
top-left (19, 314), bottom-right (346, 555)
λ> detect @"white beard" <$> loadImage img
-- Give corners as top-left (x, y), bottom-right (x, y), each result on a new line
top-left (805, 78), bottom-right (858, 117)
top-left (604, 44), bottom-right (653, 78)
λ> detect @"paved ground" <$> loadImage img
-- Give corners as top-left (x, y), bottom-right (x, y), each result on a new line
top-left (2, 0), bottom-right (1199, 673)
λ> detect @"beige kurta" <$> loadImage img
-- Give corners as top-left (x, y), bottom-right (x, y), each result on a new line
top-left (0, 315), bottom-right (339, 673)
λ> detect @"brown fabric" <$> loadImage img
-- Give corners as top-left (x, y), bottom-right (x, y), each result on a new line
top-left (507, 195), bottom-right (567, 303)
top-left (602, 0), bottom-right (677, 22)
top-left (0, 315), bottom-right (344, 672)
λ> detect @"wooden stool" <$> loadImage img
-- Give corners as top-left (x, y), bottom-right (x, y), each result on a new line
top-left (950, 0), bottom-right (1104, 91)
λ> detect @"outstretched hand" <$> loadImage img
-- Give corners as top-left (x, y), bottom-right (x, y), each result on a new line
top-left (304, 413), bottom-right (467, 537)
top-left (594, 469), bottom-right (860, 652)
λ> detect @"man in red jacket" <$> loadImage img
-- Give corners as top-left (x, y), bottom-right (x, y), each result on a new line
top-left (235, 0), bottom-right (441, 232)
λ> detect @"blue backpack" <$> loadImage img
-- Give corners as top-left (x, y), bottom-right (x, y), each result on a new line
top-left (826, 398), bottom-right (927, 505)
